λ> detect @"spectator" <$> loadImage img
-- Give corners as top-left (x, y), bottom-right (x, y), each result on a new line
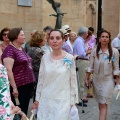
top-left (0, 27), bottom-right (10, 52)
top-left (41, 26), bottom-right (53, 53)
top-left (0, 63), bottom-right (27, 120)
top-left (2, 28), bottom-right (35, 115)
top-left (24, 30), bottom-right (36, 54)
top-left (29, 31), bottom-right (47, 101)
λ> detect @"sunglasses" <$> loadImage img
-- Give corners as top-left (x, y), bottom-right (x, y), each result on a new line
top-left (3, 33), bottom-right (8, 36)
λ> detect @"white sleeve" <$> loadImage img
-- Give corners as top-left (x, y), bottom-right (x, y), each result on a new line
top-left (35, 57), bottom-right (45, 101)
top-left (70, 57), bottom-right (79, 105)
top-left (112, 39), bottom-right (118, 48)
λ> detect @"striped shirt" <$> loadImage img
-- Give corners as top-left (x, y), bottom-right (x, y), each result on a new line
top-left (2, 45), bottom-right (35, 87)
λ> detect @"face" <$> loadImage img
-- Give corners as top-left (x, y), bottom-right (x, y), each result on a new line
top-left (2, 30), bottom-right (10, 42)
top-left (70, 33), bottom-right (77, 42)
top-left (82, 32), bottom-right (88, 39)
top-left (40, 36), bottom-right (47, 47)
top-left (99, 32), bottom-right (110, 45)
top-left (46, 29), bottom-right (51, 41)
top-left (16, 30), bottom-right (25, 45)
top-left (64, 35), bottom-right (68, 42)
top-left (48, 31), bottom-right (64, 50)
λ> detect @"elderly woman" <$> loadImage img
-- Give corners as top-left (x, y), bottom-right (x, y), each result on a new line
top-left (67, 31), bottom-right (77, 53)
top-left (0, 27), bottom-right (10, 52)
top-left (2, 28), bottom-right (35, 115)
top-left (29, 31), bottom-right (46, 101)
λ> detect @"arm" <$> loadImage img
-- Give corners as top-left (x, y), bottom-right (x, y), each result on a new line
top-left (70, 57), bottom-right (78, 105)
top-left (85, 49), bottom-right (95, 85)
top-left (0, 47), bottom-right (2, 64)
top-left (113, 49), bottom-right (120, 85)
top-left (32, 57), bottom-right (45, 109)
top-left (3, 57), bottom-right (18, 97)
top-left (73, 40), bottom-right (87, 57)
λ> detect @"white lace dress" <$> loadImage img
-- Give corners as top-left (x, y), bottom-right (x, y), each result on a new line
top-left (35, 52), bottom-right (78, 120)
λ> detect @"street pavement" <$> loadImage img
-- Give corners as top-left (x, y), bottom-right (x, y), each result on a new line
top-left (77, 93), bottom-right (120, 120)
top-left (28, 93), bottom-right (120, 120)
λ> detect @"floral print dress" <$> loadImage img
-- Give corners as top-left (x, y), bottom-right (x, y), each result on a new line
top-left (0, 64), bottom-right (11, 120)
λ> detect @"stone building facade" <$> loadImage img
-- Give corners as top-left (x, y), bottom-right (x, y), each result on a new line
top-left (0, 0), bottom-right (119, 40)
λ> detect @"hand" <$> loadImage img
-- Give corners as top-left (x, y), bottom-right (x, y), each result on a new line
top-left (115, 84), bottom-right (120, 91)
top-left (85, 79), bottom-right (89, 87)
top-left (17, 111), bottom-right (27, 120)
top-left (88, 81), bottom-right (93, 89)
top-left (32, 101), bottom-right (39, 109)
top-left (11, 105), bottom-right (21, 114)
top-left (13, 88), bottom-right (19, 98)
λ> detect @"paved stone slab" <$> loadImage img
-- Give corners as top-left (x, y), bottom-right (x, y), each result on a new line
top-left (27, 93), bottom-right (120, 120)
top-left (77, 93), bottom-right (120, 120)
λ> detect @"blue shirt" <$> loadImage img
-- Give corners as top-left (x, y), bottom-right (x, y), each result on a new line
top-left (73, 36), bottom-right (87, 58)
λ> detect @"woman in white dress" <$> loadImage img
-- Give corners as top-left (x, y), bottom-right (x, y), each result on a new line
top-left (32, 29), bottom-right (78, 120)
top-left (85, 30), bottom-right (120, 120)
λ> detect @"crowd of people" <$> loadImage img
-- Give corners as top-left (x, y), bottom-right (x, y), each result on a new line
top-left (0, 25), bottom-right (120, 120)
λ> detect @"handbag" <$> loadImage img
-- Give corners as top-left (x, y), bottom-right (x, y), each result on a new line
top-left (69, 105), bottom-right (80, 120)
top-left (28, 110), bottom-right (37, 120)
top-left (13, 114), bottom-right (22, 120)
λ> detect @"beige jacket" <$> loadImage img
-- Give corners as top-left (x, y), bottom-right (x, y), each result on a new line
top-left (86, 47), bottom-right (120, 76)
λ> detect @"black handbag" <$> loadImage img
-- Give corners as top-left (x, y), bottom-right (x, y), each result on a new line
top-left (13, 114), bottom-right (22, 120)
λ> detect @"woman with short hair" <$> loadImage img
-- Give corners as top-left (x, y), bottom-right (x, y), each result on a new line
top-left (2, 27), bottom-right (35, 115)
top-left (0, 27), bottom-right (10, 52)
top-left (29, 31), bottom-right (47, 101)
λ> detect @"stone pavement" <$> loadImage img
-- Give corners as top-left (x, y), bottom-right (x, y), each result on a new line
top-left (27, 93), bottom-right (120, 120)
top-left (77, 93), bottom-right (120, 120)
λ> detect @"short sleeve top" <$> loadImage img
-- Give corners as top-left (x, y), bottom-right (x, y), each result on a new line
top-left (2, 45), bottom-right (35, 87)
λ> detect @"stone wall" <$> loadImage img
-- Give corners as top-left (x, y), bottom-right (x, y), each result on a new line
top-left (0, 0), bottom-right (42, 41)
top-left (42, 0), bottom-right (94, 33)
top-left (0, 0), bottom-right (119, 40)
top-left (102, 0), bottom-right (120, 39)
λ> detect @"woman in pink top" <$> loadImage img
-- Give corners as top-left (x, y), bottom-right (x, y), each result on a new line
top-left (2, 28), bottom-right (35, 115)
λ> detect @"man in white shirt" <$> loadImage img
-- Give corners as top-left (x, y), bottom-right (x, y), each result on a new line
top-left (112, 33), bottom-right (120, 68)
top-left (41, 26), bottom-right (53, 53)
top-left (112, 33), bottom-right (120, 50)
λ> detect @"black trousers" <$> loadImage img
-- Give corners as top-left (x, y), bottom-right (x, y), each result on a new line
top-left (10, 83), bottom-right (34, 115)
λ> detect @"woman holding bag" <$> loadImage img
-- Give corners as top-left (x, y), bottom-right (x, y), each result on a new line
top-left (32, 29), bottom-right (79, 120)
top-left (85, 30), bottom-right (120, 120)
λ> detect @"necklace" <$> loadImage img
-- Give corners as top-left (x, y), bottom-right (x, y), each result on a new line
top-left (11, 43), bottom-right (32, 69)
top-left (11, 43), bottom-right (22, 50)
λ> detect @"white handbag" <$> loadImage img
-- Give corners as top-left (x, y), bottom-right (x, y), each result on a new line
top-left (69, 105), bottom-right (80, 120)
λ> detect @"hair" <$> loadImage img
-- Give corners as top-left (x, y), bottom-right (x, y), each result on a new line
top-left (30, 31), bottom-right (46, 47)
top-left (70, 32), bottom-right (77, 37)
top-left (96, 30), bottom-right (112, 61)
top-left (87, 30), bottom-right (92, 38)
top-left (78, 27), bottom-right (88, 36)
top-left (88, 27), bottom-right (94, 32)
top-left (48, 29), bottom-right (64, 39)
top-left (8, 27), bottom-right (22, 42)
top-left (0, 27), bottom-right (10, 41)
top-left (43, 26), bottom-right (53, 32)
